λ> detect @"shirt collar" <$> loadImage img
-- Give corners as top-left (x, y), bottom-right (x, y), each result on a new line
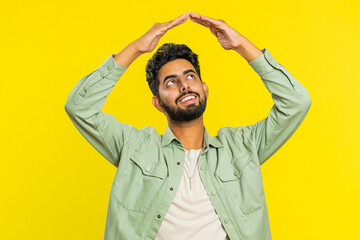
top-left (161, 125), bottom-right (224, 152)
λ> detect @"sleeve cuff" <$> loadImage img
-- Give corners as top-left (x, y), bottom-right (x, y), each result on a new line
top-left (97, 53), bottom-right (129, 81)
top-left (248, 48), bottom-right (280, 78)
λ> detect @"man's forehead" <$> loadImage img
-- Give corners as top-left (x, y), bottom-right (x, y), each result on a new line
top-left (158, 58), bottom-right (195, 75)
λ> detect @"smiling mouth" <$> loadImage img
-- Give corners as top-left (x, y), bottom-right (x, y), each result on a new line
top-left (179, 96), bottom-right (197, 105)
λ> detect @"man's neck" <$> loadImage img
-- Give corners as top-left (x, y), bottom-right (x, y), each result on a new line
top-left (167, 116), bottom-right (204, 150)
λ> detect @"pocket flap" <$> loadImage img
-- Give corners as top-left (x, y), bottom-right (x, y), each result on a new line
top-left (216, 162), bottom-right (242, 182)
top-left (130, 150), bottom-right (168, 179)
top-left (216, 157), bottom-right (250, 182)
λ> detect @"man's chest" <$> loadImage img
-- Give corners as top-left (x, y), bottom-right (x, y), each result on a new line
top-left (110, 143), bottom-right (266, 216)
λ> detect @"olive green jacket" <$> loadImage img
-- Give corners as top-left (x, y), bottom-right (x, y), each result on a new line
top-left (65, 48), bottom-right (311, 240)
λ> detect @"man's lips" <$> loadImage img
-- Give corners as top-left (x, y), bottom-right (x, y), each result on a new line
top-left (181, 97), bottom-right (196, 105)
top-left (178, 94), bottom-right (197, 104)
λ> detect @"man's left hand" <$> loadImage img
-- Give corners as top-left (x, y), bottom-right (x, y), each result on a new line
top-left (189, 12), bottom-right (246, 51)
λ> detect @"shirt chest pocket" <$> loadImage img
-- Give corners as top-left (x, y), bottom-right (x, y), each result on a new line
top-left (216, 157), bottom-right (265, 215)
top-left (111, 150), bottom-right (168, 213)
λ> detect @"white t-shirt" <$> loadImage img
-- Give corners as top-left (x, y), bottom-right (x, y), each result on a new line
top-left (156, 148), bottom-right (229, 240)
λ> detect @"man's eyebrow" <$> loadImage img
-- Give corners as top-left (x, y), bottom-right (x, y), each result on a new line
top-left (163, 69), bottom-right (196, 84)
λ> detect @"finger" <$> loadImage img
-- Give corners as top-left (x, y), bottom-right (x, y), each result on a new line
top-left (171, 12), bottom-right (189, 24)
top-left (190, 14), bottom-right (217, 29)
top-left (189, 12), bottom-right (222, 27)
top-left (190, 16), bottom-right (211, 28)
top-left (165, 19), bottom-right (182, 31)
top-left (190, 13), bottom-right (211, 27)
top-left (174, 12), bottom-right (190, 24)
top-left (180, 12), bottom-right (191, 20)
top-left (166, 13), bottom-right (189, 30)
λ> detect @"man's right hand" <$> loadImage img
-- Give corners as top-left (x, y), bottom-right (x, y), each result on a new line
top-left (113, 12), bottom-right (190, 67)
top-left (131, 12), bottom-right (190, 54)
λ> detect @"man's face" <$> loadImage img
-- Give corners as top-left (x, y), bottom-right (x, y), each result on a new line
top-left (153, 58), bottom-right (209, 122)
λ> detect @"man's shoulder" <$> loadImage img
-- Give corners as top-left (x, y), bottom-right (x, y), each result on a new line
top-left (217, 125), bottom-right (252, 136)
top-left (129, 125), bottom-right (161, 139)
top-left (137, 125), bottom-right (159, 134)
top-left (125, 126), bottom-right (166, 162)
top-left (216, 125), bottom-right (254, 149)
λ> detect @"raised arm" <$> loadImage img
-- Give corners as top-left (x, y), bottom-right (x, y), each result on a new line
top-left (64, 12), bottom-right (191, 167)
top-left (245, 46), bottom-right (311, 165)
top-left (189, 12), bottom-right (312, 165)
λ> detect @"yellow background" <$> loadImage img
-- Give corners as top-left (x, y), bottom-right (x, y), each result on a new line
top-left (1, 0), bottom-right (359, 239)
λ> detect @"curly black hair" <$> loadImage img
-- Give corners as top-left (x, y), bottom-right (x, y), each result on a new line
top-left (145, 43), bottom-right (202, 98)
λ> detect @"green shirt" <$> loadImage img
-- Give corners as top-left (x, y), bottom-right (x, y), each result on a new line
top-left (65, 48), bottom-right (311, 240)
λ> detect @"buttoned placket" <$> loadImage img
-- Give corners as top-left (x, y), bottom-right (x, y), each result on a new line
top-left (197, 148), bottom-right (237, 240)
top-left (152, 141), bottom-right (186, 236)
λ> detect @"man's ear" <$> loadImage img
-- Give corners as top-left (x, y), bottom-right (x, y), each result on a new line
top-left (152, 95), bottom-right (165, 113)
top-left (202, 82), bottom-right (209, 100)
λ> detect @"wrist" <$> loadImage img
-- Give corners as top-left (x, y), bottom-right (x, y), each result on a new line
top-left (234, 39), bottom-right (263, 63)
top-left (113, 43), bottom-right (143, 67)
top-left (233, 37), bottom-right (251, 52)
top-left (129, 41), bottom-right (143, 55)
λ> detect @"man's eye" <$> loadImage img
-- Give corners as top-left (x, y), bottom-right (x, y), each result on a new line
top-left (187, 74), bottom-right (195, 79)
top-left (167, 80), bottom-right (174, 86)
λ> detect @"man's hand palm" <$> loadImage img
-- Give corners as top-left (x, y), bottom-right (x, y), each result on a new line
top-left (133, 12), bottom-right (190, 54)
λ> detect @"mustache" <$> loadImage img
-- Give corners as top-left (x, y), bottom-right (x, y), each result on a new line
top-left (177, 91), bottom-right (199, 103)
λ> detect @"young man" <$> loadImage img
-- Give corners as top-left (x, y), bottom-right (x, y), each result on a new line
top-left (65, 12), bottom-right (311, 240)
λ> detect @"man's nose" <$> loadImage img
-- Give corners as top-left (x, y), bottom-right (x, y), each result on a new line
top-left (179, 78), bottom-right (190, 92)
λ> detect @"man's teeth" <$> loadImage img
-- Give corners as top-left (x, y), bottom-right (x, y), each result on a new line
top-left (181, 96), bottom-right (195, 102)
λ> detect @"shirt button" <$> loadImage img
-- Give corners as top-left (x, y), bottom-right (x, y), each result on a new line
top-left (170, 187), bottom-right (174, 191)
top-left (145, 166), bottom-right (151, 172)
top-left (200, 165), bottom-right (206, 170)
top-left (177, 162), bottom-right (181, 165)
top-left (211, 190), bottom-right (216, 196)
top-left (157, 214), bottom-right (161, 219)
top-left (107, 65), bottom-right (113, 70)
top-left (234, 170), bottom-right (240, 177)
top-left (224, 218), bottom-right (230, 224)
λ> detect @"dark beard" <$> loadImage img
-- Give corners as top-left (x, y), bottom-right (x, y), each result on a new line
top-left (160, 95), bottom-right (207, 122)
